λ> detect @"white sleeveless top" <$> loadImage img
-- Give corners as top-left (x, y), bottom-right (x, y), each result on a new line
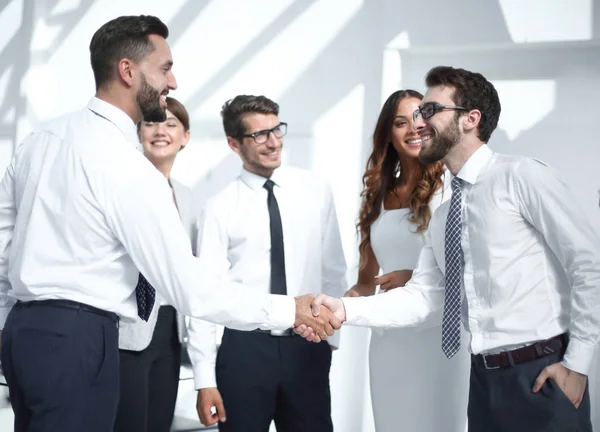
top-left (366, 172), bottom-right (470, 432)
top-left (370, 172), bottom-right (450, 277)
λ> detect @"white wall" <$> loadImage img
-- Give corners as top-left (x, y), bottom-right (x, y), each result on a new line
top-left (0, 0), bottom-right (599, 430)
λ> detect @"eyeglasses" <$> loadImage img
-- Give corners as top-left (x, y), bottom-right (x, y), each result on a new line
top-left (413, 102), bottom-right (469, 122)
top-left (241, 122), bottom-right (288, 144)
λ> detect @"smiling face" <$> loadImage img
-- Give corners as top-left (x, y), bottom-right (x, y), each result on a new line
top-left (415, 85), bottom-right (463, 164)
top-left (139, 108), bottom-right (190, 167)
top-left (135, 34), bottom-right (177, 122)
top-left (390, 96), bottom-right (423, 160)
top-left (229, 113), bottom-right (283, 178)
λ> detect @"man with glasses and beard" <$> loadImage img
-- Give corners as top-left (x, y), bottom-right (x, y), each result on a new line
top-left (307, 66), bottom-right (599, 431)
top-left (0, 16), bottom-right (339, 432)
top-left (187, 95), bottom-right (347, 432)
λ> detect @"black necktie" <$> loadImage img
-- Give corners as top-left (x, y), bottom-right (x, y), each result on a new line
top-left (263, 180), bottom-right (287, 296)
top-left (136, 273), bottom-right (156, 321)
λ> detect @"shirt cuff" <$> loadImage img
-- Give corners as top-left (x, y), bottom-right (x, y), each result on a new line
top-left (561, 337), bottom-right (597, 376)
top-left (265, 295), bottom-right (295, 331)
top-left (341, 297), bottom-right (367, 326)
top-left (193, 362), bottom-right (217, 389)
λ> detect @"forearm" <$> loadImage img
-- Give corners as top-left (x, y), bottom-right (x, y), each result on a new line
top-left (342, 284), bottom-right (442, 328)
top-left (108, 175), bottom-right (296, 331)
top-left (187, 318), bottom-right (218, 389)
top-left (350, 282), bottom-right (376, 296)
top-left (515, 159), bottom-right (600, 375)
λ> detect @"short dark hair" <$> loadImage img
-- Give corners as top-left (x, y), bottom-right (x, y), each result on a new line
top-left (425, 66), bottom-right (501, 143)
top-left (90, 15), bottom-right (169, 90)
top-left (166, 97), bottom-right (190, 132)
top-left (220, 95), bottom-right (279, 138)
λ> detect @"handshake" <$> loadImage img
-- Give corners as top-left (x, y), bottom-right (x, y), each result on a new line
top-left (292, 294), bottom-right (346, 342)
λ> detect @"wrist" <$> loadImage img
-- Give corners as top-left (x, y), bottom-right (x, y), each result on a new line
top-left (352, 284), bottom-right (375, 296)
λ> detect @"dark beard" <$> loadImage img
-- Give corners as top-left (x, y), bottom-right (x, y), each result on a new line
top-left (137, 73), bottom-right (166, 123)
top-left (418, 117), bottom-right (460, 164)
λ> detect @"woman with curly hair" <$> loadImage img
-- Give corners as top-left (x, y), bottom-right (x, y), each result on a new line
top-left (346, 90), bottom-right (469, 432)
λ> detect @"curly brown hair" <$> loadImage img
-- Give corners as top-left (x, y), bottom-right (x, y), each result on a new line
top-left (358, 90), bottom-right (444, 269)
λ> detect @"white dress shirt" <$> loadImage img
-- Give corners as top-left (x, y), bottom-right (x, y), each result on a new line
top-left (343, 145), bottom-right (600, 376)
top-left (0, 97), bottom-right (295, 332)
top-left (118, 178), bottom-right (194, 351)
top-left (187, 167), bottom-right (348, 389)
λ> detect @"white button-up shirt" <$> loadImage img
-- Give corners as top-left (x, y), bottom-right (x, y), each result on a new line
top-left (343, 145), bottom-right (600, 375)
top-left (187, 167), bottom-right (348, 389)
top-left (0, 97), bottom-right (294, 331)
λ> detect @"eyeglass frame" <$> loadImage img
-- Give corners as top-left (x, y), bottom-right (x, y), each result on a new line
top-left (240, 122), bottom-right (288, 144)
top-left (413, 102), bottom-right (469, 122)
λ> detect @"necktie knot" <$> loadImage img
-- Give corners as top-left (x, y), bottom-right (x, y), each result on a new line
top-left (263, 179), bottom-right (275, 192)
top-left (451, 177), bottom-right (462, 193)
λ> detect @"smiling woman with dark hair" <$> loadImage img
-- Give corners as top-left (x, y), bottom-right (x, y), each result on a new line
top-left (115, 97), bottom-right (196, 432)
top-left (345, 89), bottom-right (469, 432)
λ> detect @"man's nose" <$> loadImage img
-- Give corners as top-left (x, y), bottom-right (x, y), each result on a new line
top-left (167, 70), bottom-right (177, 91)
top-left (265, 132), bottom-right (280, 148)
top-left (413, 111), bottom-right (426, 132)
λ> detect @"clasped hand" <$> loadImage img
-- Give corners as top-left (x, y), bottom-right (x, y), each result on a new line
top-left (293, 294), bottom-right (346, 342)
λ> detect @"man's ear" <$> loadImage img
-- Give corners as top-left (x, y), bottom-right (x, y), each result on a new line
top-left (463, 109), bottom-right (481, 134)
top-left (117, 58), bottom-right (136, 88)
top-left (227, 136), bottom-right (242, 155)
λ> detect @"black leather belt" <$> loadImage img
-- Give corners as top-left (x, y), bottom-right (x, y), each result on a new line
top-left (472, 333), bottom-right (567, 370)
top-left (253, 328), bottom-right (295, 337)
top-left (17, 299), bottom-right (119, 324)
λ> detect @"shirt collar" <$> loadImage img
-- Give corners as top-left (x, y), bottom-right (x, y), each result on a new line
top-left (239, 167), bottom-right (284, 191)
top-left (455, 144), bottom-right (493, 185)
top-left (87, 97), bottom-right (139, 147)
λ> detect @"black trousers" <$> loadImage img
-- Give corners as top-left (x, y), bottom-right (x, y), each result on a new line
top-left (468, 349), bottom-right (592, 432)
top-left (114, 305), bottom-right (181, 432)
top-left (216, 328), bottom-right (333, 432)
top-left (1, 300), bottom-right (119, 432)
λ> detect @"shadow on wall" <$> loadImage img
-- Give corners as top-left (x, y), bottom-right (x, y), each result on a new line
top-left (0, 0), bottom-right (96, 151)
top-left (0, 0), bottom-right (34, 156)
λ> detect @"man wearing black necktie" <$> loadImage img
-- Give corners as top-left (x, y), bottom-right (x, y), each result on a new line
top-left (187, 95), bottom-right (348, 431)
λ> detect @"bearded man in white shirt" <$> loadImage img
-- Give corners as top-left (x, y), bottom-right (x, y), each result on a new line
top-left (304, 66), bottom-right (599, 432)
top-left (0, 16), bottom-right (339, 432)
top-left (187, 95), bottom-right (348, 431)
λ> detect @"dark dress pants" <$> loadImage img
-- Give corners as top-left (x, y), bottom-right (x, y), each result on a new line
top-left (1, 300), bottom-right (120, 432)
top-left (216, 328), bottom-right (333, 432)
top-left (114, 305), bottom-right (181, 432)
top-left (468, 350), bottom-right (592, 432)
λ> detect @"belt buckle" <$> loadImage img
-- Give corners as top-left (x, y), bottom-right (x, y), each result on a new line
top-left (542, 345), bottom-right (555, 355)
top-left (482, 354), bottom-right (500, 370)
